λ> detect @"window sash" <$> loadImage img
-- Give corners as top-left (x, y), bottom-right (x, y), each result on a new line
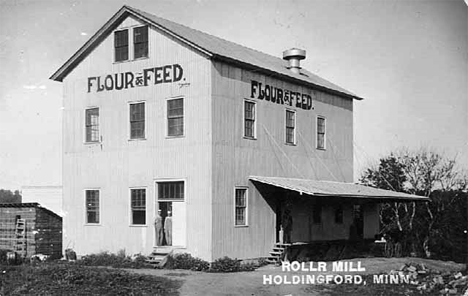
top-left (244, 101), bottom-right (255, 138)
top-left (235, 189), bottom-right (247, 226)
top-left (167, 99), bottom-right (184, 136)
top-left (317, 118), bottom-right (325, 133)
top-left (317, 117), bottom-right (325, 149)
top-left (286, 110), bottom-right (295, 144)
top-left (85, 108), bottom-right (99, 142)
top-left (131, 189), bottom-right (146, 225)
top-left (158, 182), bottom-right (184, 200)
top-left (133, 26), bottom-right (148, 59)
top-left (86, 190), bottom-right (100, 224)
top-left (114, 30), bottom-right (128, 62)
top-left (130, 103), bottom-right (145, 139)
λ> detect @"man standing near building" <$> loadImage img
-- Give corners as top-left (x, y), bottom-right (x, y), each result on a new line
top-left (164, 210), bottom-right (172, 246)
top-left (154, 209), bottom-right (164, 246)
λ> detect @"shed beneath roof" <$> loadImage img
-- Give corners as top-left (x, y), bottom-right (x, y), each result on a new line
top-left (0, 203), bottom-right (62, 258)
top-left (249, 176), bottom-right (429, 202)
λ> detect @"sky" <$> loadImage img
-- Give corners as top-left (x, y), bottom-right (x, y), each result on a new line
top-left (0, 0), bottom-right (467, 190)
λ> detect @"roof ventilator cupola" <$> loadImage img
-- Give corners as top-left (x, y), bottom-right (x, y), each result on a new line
top-left (283, 48), bottom-right (306, 74)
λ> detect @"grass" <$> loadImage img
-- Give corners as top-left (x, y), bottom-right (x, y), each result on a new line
top-left (0, 262), bottom-right (182, 296)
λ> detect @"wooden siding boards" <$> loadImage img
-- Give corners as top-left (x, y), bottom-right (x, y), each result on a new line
top-left (210, 61), bottom-right (356, 259)
top-left (0, 205), bottom-right (62, 258)
top-left (62, 15), bottom-right (213, 259)
top-left (56, 8), bottom-right (383, 262)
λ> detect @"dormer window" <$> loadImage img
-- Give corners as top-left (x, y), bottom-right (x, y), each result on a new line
top-left (134, 26), bottom-right (148, 59)
top-left (114, 29), bottom-right (129, 62)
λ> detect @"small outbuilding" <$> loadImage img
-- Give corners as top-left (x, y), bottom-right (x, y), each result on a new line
top-left (0, 203), bottom-right (62, 258)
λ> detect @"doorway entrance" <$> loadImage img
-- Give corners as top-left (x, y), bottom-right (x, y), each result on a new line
top-left (155, 181), bottom-right (186, 247)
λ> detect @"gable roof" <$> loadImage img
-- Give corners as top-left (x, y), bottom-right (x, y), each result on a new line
top-left (50, 5), bottom-right (363, 101)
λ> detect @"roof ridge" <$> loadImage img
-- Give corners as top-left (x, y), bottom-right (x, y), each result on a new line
top-left (51, 5), bottom-right (364, 100)
top-left (126, 6), bottom-right (289, 65)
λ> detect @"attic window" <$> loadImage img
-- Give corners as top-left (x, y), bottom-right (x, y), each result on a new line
top-left (134, 26), bottom-right (148, 59)
top-left (114, 29), bottom-right (129, 62)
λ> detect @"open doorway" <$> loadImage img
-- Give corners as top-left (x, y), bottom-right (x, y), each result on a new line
top-left (352, 205), bottom-right (364, 239)
top-left (155, 180), bottom-right (186, 248)
top-left (156, 202), bottom-right (172, 246)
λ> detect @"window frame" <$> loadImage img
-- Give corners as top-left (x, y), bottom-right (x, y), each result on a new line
top-left (84, 189), bottom-right (101, 225)
top-left (166, 97), bottom-right (184, 138)
top-left (129, 187), bottom-right (147, 226)
top-left (243, 100), bottom-right (257, 140)
top-left (157, 181), bottom-right (185, 202)
top-left (285, 109), bottom-right (296, 145)
top-left (234, 186), bottom-right (249, 227)
top-left (128, 101), bottom-right (146, 140)
top-left (133, 26), bottom-right (149, 59)
top-left (114, 29), bottom-right (129, 62)
top-left (84, 107), bottom-right (100, 144)
top-left (316, 116), bottom-right (326, 150)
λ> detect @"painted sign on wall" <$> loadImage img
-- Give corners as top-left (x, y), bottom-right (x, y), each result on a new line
top-left (250, 80), bottom-right (313, 110)
top-left (87, 64), bottom-right (184, 92)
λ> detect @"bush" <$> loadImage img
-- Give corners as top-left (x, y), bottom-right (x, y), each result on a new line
top-left (165, 253), bottom-right (209, 271)
top-left (209, 256), bottom-right (256, 272)
top-left (257, 257), bottom-right (269, 267)
top-left (78, 250), bottom-right (153, 269)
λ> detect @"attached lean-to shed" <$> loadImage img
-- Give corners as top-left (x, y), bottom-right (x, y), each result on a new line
top-left (0, 203), bottom-right (62, 258)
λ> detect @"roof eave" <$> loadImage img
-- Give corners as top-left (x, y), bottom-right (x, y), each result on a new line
top-left (212, 54), bottom-right (363, 101)
top-left (313, 193), bottom-right (429, 202)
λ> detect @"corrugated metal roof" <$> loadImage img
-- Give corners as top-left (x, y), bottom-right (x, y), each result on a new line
top-left (51, 6), bottom-right (363, 100)
top-left (128, 6), bottom-right (362, 100)
top-left (249, 176), bottom-right (429, 201)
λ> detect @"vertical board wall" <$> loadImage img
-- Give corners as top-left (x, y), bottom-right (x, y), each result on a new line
top-left (211, 61), bottom-right (355, 259)
top-left (62, 16), bottom-right (213, 259)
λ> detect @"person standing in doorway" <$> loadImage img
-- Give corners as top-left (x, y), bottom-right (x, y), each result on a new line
top-left (164, 211), bottom-right (173, 246)
top-left (154, 209), bottom-right (164, 246)
top-left (282, 209), bottom-right (293, 244)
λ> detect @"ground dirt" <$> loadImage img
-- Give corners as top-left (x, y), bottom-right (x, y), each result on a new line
top-left (128, 257), bottom-right (466, 296)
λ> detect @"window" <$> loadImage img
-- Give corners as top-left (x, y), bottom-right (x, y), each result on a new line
top-left (235, 188), bottom-right (248, 226)
top-left (85, 108), bottom-right (99, 142)
top-left (167, 98), bottom-right (184, 136)
top-left (130, 102), bottom-right (145, 139)
top-left (86, 190), bottom-right (100, 224)
top-left (285, 110), bottom-right (295, 144)
top-left (114, 29), bottom-right (128, 62)
top-left (317, 117), bottom-right (326, 149)
top-left (244, 101), bottom-right (256, 138)
top-left (131, 188), bottom-right (146, 225)
top-left (335, 205), bottom-right (343, 224)
top-left (158, 182), bottom-right (184, 200)
top-left (313, 203), bottom-right (322, 224)
top-left (133, 26), bottom-right (148, 59)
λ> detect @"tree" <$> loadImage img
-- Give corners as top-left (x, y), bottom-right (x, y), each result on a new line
top-left (360, 148), bottom-right (467, 262)
top-left (0, 189), bottom-right (21, 203)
